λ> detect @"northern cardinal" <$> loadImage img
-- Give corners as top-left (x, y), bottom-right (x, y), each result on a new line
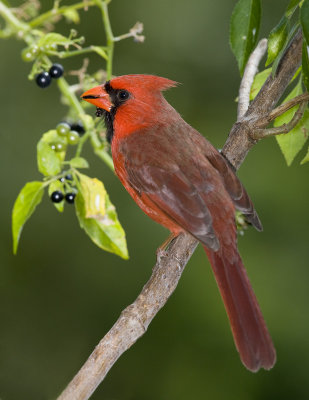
top-left (82, 74), bottom-right (276, 372)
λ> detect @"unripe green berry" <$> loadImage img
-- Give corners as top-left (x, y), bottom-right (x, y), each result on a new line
top-left (43, 43), bottom-right (58, 53)
top-left (21, 47), bottom-right (35, 62)
top-left (56, 122), bottom-right (71, 137)
top-left (55, 142), bottom-right (66, 152)
top-left (31, 45), bottom-right (39, 56)
top-left (67, 130), bottom-right (80, 145)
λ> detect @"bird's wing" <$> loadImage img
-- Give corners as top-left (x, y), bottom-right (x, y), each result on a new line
top-left (119, 131), bottom-right (220, 250)
top-left (126, 162), bottom-right (220, 250)
top-left (187, 129), bottom-right (263, 231)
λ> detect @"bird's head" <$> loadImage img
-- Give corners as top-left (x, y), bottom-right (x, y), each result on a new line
top-left (81, 74), bottom-right (178, 142)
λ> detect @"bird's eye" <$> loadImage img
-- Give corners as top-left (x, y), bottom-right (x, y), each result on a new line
top-left (117, 90), bottom-right (130, 101)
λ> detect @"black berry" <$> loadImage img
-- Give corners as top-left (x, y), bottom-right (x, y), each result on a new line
top-left (70, 122), bottom-right (85, 136)
top-left (65, 174), bottom-right (73, 181)
top-left (65, 193), bottom-right (76, 204)
top-left (36, 72), bottom-right (51, 88)
top-left (49, 64), bottom-right (64, 79)
top-left (51, 190), bottom-right (64, 203)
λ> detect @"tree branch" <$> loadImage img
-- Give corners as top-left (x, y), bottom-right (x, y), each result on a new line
top-left (57, 30), bottom-right (303, 400)
top-left (57, 234), bottom-right (198, 400)
top-left (223, 29), bottom-right (303, 169)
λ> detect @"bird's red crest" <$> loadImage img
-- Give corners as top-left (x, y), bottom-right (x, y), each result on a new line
top-left (110, 74), bottom-right (178, 92)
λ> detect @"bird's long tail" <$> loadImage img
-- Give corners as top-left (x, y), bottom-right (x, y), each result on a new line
top-left (204, 244), bottom-right (276, 372)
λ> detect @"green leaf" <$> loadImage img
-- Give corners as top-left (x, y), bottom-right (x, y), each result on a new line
top-left (271, 22), bottom-right (300, 77)
top-left (275, 81), bottom-right (309, 165)
top-left (286, 0), bottom-right (301, 17)
top-left (250, 68), bottom-right (271, 100)
top-left (12, 181), bottom-right (44, 254)
top-left (63, 9), bottom-right (80, 24)
top-left (48, 180), bottom-right (64, 212)
top-left (75, 174), bottom-right (128, 259)
top-left (302, 40), bottom-right (309, 91)
top-left (266, 17), bottom-right (289, 66)
top-left (37, 141), bottom-right (61, 176)
top-left (37, 130), bottom-right (67, 176)
top-left (91, 46), bottom-right (108, 60)
top-left (301, 145), bottom-right (309, 163)
top-left (38, 33), bottom-right (75, 49)
top-left (250, 66), bottom-right (301, 101)
top-left (230, 0), bottom-right (261, 75)
top-left (301, 0), bottom-right (309, 44)
top-left (70, 157), bottom-right (89, 169)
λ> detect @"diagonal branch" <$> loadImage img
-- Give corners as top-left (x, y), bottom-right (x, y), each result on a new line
top-left (57, 30), bottom-right (303, 400)
top-left (57, 234), bottom-right (198, 400)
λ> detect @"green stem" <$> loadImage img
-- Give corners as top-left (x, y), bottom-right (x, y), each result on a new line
top-left (90, 131), bottom-right (114, 172)
top-left (95, 0), bottom-right (114, 80)
top-left (75, 130), bottom-right (91, 157)
top-left (56, 46), bottom-right (108, 60)
top-left (0, 1), bottom-right (29, 33)
top-left (57, 77), bottom-right (84, 116)
top-left (29, 1), bottom-right (95, 28)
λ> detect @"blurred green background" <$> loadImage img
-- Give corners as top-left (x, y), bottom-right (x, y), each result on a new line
top-left (1, 0), bottom-right (309, 399)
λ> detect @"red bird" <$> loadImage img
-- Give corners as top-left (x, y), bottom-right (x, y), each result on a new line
top-left (82, 74), bottom-right (276, 372)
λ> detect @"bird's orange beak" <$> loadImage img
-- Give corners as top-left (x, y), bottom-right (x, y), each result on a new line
top-left (81, 85), bottom-right (112, 111)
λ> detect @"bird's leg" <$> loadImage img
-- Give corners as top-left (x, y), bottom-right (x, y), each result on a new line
top-left (156, 233), bottom-right (178, 262)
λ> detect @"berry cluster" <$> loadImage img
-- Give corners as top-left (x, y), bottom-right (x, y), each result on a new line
top-left (49, 121), bottom-right (86, 207)
top-left (52, 121), bottom-right (85, 150)
top-left (36, 63), bottom-right (64, 89)
top-left (50, 174), bottom-right (77, 205)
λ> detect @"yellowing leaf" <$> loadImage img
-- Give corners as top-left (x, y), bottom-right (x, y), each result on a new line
top-left (78, 173), bottom-right (106, 219)
top-left (75, 184), bottom-right (128, 259)
top-left (12, 181), bottom-right (44, 254)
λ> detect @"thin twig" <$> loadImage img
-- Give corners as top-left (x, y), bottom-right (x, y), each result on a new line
top-left (237, 38), bottom-right (268, 120)
top-left (256, 92), bottom-right (309, 127)
top-left (252, 100), bottom-right (307, 139)
top-left (57, 30), bottom-right (303, 400)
